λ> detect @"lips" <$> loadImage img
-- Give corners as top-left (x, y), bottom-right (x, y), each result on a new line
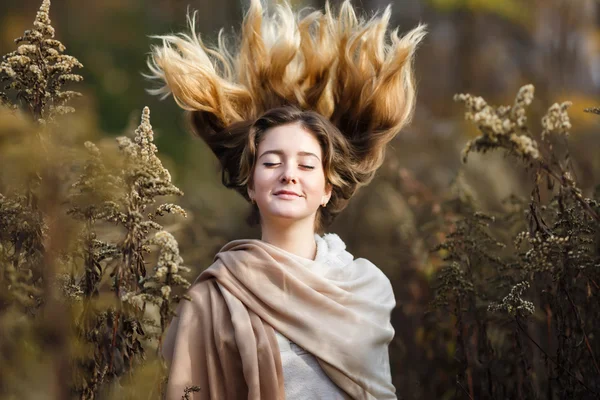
top-left (273, 190), bottom-right (302, 200)
top-left (273, 190), bottom-right (301, 197)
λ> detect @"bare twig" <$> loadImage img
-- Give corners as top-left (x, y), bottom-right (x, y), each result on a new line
top-left (563, 287), bottom-right (600, 376)
top-left (515, 317), bottom-right (597, 395)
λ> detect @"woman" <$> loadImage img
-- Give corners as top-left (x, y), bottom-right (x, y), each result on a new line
top-left (147, 1), bottom-right (425, 399)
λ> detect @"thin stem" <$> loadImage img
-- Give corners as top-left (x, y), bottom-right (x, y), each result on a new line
top-left (515, 317), bottom-right (597, 395)
top-left (109, 311), bottom-right (120, 373)
top-left (456, 380), bottom-right (475, 400)
top-left (539, 164), bottom-right (600, 222)
top-left (563, 287), bottom-right (600, 376)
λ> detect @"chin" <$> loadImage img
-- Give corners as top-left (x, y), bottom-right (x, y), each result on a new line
top-left (269, 211), bottom-right (307, 221)
top-left (263, 206), bottom-right (314, 222)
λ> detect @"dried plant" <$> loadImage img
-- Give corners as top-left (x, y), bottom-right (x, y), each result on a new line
top-left (181, 386), bottom-right (201, 400)
top-left (0, 2), bottom-right (191, 398)
top-left (0, 0), bottom-right (82, 123)
top-left (0, 0), bottom-right (84, 319)
top-left (431, 85), bottom-right (600, 399)
top-left (456, 85), bottom-right (599, 223)
top-left (488, 281), bottom-right (535, 318)
top-left (430, 176), bottom-right (507, 399)
top-left (3, 1), bottom-right (600, 399)
top-left (66, 107), bottom-right (190, 399)
top-left (0, 192), bottom-right (44, 310)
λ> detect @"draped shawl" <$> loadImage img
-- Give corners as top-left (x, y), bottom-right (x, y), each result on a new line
top-left (163, 235), bottom-right (396, 399)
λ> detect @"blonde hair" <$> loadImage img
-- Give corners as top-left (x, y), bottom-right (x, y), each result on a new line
top-left (146, 0), bottom-right (425, 224)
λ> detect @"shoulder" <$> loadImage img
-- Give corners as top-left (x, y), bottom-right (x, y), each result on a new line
top-left (319, 233), bottom-right (395, 304)
top-left (352, 256), bottom-right (396, 309)
top-left (356, 256), bottom-right (394, 286)
top-left (161, 279), bottom-right (211, 364)
top-left (171, 279), bottom-right (216, 323)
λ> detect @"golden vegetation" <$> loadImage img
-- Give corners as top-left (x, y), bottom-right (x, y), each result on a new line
top-left (1, 1), bottom-right (599, 399)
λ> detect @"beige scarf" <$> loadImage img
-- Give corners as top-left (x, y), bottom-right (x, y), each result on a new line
top-left (163, 237), bottom-right (396, 400)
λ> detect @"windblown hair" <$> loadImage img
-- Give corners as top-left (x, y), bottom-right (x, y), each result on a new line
top-left (146, 0), bottom-right (425, 224)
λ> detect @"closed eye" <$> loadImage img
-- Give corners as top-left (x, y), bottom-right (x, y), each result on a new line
top-left (263, 163), bottom-right (314, 170)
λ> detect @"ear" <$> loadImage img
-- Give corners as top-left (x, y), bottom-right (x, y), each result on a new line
top-left (247, 185), bottom-right (255, 201)
top-left (323, 183), bottom-right (333, 204)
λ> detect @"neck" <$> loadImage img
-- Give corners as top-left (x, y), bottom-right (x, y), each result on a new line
top-left (260, 216), bottom-right (318, 260)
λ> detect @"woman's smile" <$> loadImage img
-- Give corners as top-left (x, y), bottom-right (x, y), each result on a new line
top-left (273, 190), bottom-right (303, 200)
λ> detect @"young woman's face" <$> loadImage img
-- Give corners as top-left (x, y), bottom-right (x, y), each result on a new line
top-left (248, 123), bottom-right (332, 227)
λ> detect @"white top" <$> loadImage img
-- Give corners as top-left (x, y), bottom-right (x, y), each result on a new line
top-left (273, 234), bottom-right (358, 400)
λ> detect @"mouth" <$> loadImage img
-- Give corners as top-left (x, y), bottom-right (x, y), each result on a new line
top-left (273, 190), bottom-right (302, 199)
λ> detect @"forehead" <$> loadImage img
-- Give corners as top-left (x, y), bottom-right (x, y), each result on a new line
top-left (258, 123), bottom-right (322, 156)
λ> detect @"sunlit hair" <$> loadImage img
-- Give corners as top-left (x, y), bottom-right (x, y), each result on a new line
top-left (146, 0), bottom-right (426, 227)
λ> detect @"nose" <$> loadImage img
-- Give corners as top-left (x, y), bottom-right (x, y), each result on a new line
top-left (280, 164), bottom-right (297, 184)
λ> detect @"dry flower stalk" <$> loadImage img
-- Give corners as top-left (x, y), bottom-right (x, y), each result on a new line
top-left (455, 84), bottom-right (539, 163)
top-left (0, 0), bottom-right (83, 122)
top-left (456, 84), bottom-right (599, 222)
top-left (433, 85), bottom-right (600, 398)
top-left (66, 107), bottom-right (190, 398)
top-left (1, 3), bottom-right (191, 397)
top-left (488, 281), bottom-right (535, 318)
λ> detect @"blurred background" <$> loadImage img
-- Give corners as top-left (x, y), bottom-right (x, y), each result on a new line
top-left (1, 0), bottom-right (600, 398)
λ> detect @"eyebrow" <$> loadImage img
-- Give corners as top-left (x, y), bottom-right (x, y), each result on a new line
top-left (258, 150), bottom-right (321, 161)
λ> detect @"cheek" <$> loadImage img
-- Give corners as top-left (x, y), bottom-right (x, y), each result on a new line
top-left (305, 175), bottom-right (327, 197)
top-left (253, 169), bottom-right (275, 194)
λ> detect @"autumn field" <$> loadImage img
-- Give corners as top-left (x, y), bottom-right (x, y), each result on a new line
top-left (1, 0), bottom-right (600, 399)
